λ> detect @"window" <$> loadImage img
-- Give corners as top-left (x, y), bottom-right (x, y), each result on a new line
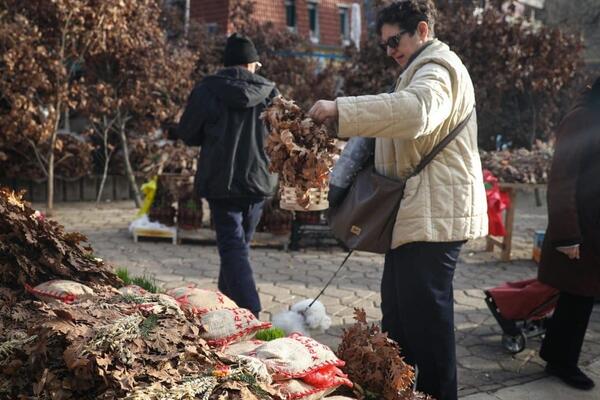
top-left (339, 6), bottom-right (350, 44)
top-left (285, 0), bottom-right (296, 32)
top-left (308, 2), bottom-right (319, 43)
top-left (206, 23), bottom-right (218, 34)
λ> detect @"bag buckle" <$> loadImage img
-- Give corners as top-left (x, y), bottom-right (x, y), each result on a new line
top-left (350, 225), bottom-right (362, 236)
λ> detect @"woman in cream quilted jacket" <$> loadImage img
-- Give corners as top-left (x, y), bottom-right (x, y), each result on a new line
top-left (309, 1), bottom-right (487, 399)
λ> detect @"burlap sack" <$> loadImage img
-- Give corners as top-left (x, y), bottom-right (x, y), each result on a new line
top-left (222, 339), bottom-right (265, 357)
top-left (252, 333), bottom-right (345, 379)
top-left (25, 280), bottom-right (95, 304)
top-left (167, 286), bottom-right (237, 314)
top-left (275, 379), bottom-right (335, 400)
top-left (201, 308), bottom-right (271, 347)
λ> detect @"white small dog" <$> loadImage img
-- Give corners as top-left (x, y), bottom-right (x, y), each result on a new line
top-left (271, 298), bottom-right (332, 337)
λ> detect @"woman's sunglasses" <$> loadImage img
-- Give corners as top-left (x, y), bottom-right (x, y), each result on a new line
top-left (378, 31), bottom-right (408, 52)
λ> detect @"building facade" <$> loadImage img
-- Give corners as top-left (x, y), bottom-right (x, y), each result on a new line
top-left (190, 0), bottom-right (365, 50)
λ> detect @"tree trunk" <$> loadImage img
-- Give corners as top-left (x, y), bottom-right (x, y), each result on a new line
top-left (47, 134), bottom-right (56, 215)
top-left (47, 102), bottom-right (62, 215)
top-left (118, 119), bottom-right (142, 207)
top-left (96, 117), bottom-right (113, 203)
top-left (184, 0), bottom-right (190, 37)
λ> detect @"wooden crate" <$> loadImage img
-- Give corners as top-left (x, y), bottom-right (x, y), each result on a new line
top-left (132, 227), bottom-right (177, 244)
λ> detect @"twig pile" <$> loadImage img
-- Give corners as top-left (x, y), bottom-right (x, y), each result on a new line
top-left (0, 188), bottom-right (279, 400)
top-left (261, 96), bottom-right (338, 206)
top-left (480, 142), bottom-right (553, 184)
top-left (0, 287), bottom-right (280, 399)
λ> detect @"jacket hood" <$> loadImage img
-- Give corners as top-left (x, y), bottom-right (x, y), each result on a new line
top-left (203, 67), bottom-right (275, 108)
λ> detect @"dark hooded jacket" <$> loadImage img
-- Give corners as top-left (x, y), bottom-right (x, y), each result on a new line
top-left (177, 66), bottom-right (279, 200)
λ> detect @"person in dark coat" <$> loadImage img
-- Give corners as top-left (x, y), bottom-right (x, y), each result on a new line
top-left (538, 77), bottom-right (600, 391)
top-left (176, 33), bottom-right (279, 317)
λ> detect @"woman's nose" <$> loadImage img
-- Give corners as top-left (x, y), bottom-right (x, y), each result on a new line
top-left (386, 46), bottom-right (394, 57)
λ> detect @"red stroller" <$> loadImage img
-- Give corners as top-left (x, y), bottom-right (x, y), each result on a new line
top-left (484, 278), bottom-right (560, 354)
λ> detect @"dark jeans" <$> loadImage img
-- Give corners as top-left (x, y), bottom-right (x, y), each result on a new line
top-left (381, 241), bottom-right (464, 400)
top-left (540, 291), bottom-right (595, 367)
top-left (208, 199), bottom-right (264, 316)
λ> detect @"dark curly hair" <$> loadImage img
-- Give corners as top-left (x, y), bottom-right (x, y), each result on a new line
top-left (376, 0), bottom-right (437, 37)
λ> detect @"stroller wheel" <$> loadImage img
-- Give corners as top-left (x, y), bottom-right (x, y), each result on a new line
top-left (502, 332), bottom-right (527, 354)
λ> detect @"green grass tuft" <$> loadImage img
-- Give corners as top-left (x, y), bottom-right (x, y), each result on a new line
top-left (115, 267), bottom-right (160, 293)
top-left (254, 327), bottom-right (286, 341)
top-left (131, 275), bottom-right (160, 293)
top-left (116, 268), bottom-right (131, 284)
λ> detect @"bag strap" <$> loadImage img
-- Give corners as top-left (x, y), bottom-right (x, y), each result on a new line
top-left (410, 108), bottom-right (475, 178)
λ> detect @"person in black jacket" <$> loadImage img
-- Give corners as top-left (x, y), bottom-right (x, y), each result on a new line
top-left (537, 77), bottom-right (600, 391)
top-left (177, 33), bottom-right (279, 317)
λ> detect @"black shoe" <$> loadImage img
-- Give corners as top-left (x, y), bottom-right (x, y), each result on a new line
top-left (545, 363), bottom-right (595, 391)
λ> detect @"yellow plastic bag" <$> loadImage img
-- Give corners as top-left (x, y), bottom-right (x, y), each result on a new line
top-left (137, 176), bottom-right (157, 216)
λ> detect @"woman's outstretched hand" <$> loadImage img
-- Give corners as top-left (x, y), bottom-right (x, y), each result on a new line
top-left (308, 100), bottom-right (338, 124)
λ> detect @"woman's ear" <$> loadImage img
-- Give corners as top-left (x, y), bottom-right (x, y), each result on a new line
top-left (417, 21), bottom-right (430, 41)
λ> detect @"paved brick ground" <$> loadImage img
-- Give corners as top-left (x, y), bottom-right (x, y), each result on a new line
top-left (43, 189), bottom-right (600, 398)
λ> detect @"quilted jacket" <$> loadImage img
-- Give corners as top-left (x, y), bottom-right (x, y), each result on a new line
top-left (336, 39), bottom-right (488, 248)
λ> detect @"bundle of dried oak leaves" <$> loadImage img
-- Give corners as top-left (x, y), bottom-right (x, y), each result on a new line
top-left (337, 309), bottom-right (434, 400)
top-left (261, 96), bottom-right (339, 208)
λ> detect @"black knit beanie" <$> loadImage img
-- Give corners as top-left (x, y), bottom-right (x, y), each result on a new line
top-left (223, 33), bottom-right (259, 67)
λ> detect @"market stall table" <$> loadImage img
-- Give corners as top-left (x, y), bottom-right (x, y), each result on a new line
top-left (486, 183), bottom-right (546, 261)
